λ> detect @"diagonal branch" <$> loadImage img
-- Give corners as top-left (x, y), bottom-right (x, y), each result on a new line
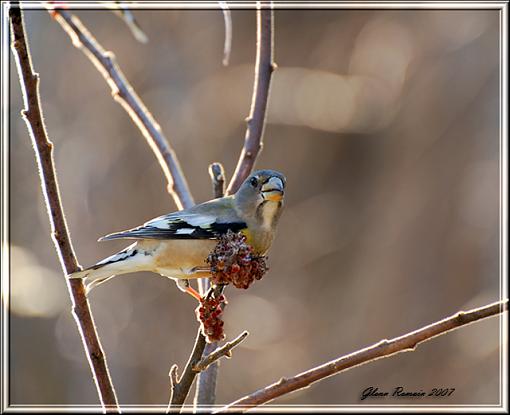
top-left (226, 2), bottom-right (276, 195)
top-left (216, 300), bottom-right (508, 412)
top-left (193, 331), bottom-right (249, 373)
top-left (9, 7), bottom-right (119, 413)
top-left (50, 8), bottom-right (194, 210)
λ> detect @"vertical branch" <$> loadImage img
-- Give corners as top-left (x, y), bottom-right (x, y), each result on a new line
top-left (209, 162), bottom-right (226, 199)
top-left (226, 2), bottom-right (276, 195)
top-left (168, 330), bottom-right (208, 413)
top-left (51, 8), bottom-right (194, 210)
top-left (197, 163), bottom-right (226, 295)
top-left (219, 1), bottom-right (232, 66)
top-left (167, 284), bottom-right (226, 413)
top-left (194, 163), bottom-right (226, 409)
top-left (193, 2), bottom-right (277, 406)
top-left (9, 7), bottom-right (119, 412)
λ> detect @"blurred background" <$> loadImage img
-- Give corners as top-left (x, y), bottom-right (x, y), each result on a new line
top-left (8, 5), bottom-right (503, 408)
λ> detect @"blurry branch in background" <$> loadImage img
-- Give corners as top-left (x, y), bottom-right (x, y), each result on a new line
top-left (219, 1), bottom-right (232, 66)
top-left (194, 162), bottom-right (227, 408)
top-left (110, 2), bottom-right (149, 43)
top-left (216, 300), bottom-right (509, 412)
top-left (50, 8), bottom-right (195, 210)
top-left (226, 3), bottom-right (276, 195)
top-left (9, 7), bottom-right (120, 413)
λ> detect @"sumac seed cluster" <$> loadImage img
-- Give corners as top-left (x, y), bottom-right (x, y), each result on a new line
top-left (207, 230), bottom-right (268, 289)
top-left (195, 294), bottom-right (226, 343)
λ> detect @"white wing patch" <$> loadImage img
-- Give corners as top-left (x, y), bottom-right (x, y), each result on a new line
top-left (147, 214), bottom-right (216, 230)
top-left (175, 228), bottom-right (195, 235)
top-left (148, 218), bottom-right (173, 229)
top-left (182, 214), bottom-right (216, 227)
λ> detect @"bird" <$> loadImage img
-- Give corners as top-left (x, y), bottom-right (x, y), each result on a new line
top-left (69, 170), bottom-right (286, 300)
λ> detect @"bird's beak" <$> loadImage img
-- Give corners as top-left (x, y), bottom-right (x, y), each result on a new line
top-left (261, 177), bottom-right (284, 202)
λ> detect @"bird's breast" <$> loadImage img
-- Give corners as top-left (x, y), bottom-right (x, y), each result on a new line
top-left (139, 239), bottom-right (217, 278)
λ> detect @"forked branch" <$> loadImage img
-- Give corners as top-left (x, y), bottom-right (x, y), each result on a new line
top-left (193, 331), bottom-right (249, 372)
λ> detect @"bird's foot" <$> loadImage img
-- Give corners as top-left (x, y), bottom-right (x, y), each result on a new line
top-left (174, 278), bottom-right (203, 302)
top-left (185, 285), bottom-right (203, 302)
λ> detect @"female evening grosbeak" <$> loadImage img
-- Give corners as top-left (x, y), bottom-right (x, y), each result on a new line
top-left (69, 170), bottom-right (286, 299)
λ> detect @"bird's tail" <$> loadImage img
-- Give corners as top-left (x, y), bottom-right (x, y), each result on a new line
top-left (68, 242), bottom-right (147, 291)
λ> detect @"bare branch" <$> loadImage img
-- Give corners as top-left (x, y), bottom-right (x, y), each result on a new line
top-left (226, 2), bottom-right (276, 195)
top-left (111, 4), bottom-right (149, 43)
top-left (51, 8), bottom-right (194, 210)
top-left (193, 331), bottom-right (249, 372)
top-left (169, 364), bottom-right (179, 388)
top-left (9, 7), bottom-right (119, 412)
top-left (209, 162), bottom-right (226, 199)
top-left (216, 300), bottom-right (509, 412)
top-left (219, 1), bottom-right (232, 66)
top-left (168, 283), bottom-right (231, 412)
top-left (193, 341), bottom-right (219, 409)
top-left (167, 327), bottom-right (208, 413)
top-left (194, 164), bottom-right (227, 408)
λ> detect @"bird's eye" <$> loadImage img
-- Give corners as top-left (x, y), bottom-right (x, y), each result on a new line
top-left (249, 177), bottom-right (258, 187)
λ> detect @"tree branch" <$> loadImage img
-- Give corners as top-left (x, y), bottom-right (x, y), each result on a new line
top-left (193, 331), bottom-right (249, 373)
top-left (193, 163), bottom-right (227, 408)
top-left (216, 300), bottom-right (508, 412)
top-left (168, 283), bottom-right (231, 413)
top-left (219, 1), bottom-right (232, 66)
top-left (9, 7), bottom-right (119, 413)
top-left (50, 8), bottom-right (194, 210)
top-left (168, 329), bottom-right (208, 413)
top-left (226, 2), bottom-right (276, 195)
top-left (209, 162), bottom-right (226, 199)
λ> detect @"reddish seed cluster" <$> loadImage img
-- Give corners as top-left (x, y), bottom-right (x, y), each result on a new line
top-left (196, 294), bottom-right (226, 343)
top-left (207, 230), bottom-right (269, 289)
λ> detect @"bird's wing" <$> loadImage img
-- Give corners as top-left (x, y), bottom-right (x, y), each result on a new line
top-left (99, 197), bottom-right (246, 241)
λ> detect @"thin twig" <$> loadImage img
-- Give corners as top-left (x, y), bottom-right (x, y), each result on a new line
top-left (193, 331), bottom-right (249, 372)
top-left (209, 162), bottom-right (226, 199)
top-left (215, 300), bottom-right (508, 412)
top-left (219, 1), bottom-right (232, 66)
top-left (111, 4), bottom-right (149, 43)
top-left (226, 2), bottom-right (276, 195)
top-left (9, 7), bottom-right (119, 413)
top-left (50, 8), bottom-right (194, 210)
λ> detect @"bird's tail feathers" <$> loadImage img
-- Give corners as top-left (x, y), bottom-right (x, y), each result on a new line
top-left (67, 243), bottom-right (144, 286)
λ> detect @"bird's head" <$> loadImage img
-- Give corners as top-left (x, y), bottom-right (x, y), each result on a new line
top-left (234, 170), bottom-right (286, 229)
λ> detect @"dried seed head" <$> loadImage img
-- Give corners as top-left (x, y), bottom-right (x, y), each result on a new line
top-left (206, 230), bottom-right (269, 289)
top-left (195, 293), bottom-right (227, 343)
